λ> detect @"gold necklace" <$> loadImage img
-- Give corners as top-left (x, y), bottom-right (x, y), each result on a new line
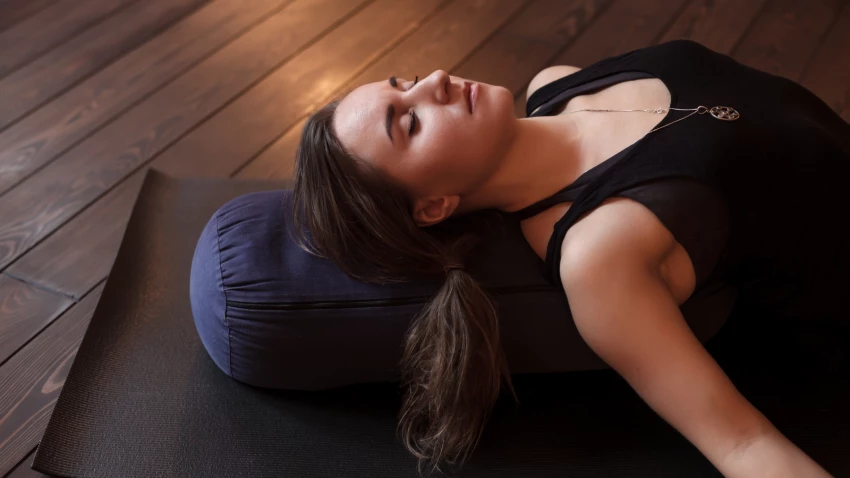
top-left (562, 105), bottom-right (740, 134)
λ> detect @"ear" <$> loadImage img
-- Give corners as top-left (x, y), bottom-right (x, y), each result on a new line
top-left (412, 195), bottom-right (461, 227)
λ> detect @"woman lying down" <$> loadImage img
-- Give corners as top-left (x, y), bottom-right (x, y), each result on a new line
top-left (290, 40), bottom-right (849, 477)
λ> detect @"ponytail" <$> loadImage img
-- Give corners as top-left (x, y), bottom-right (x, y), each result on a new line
top-left (396, 265), bottom-right (520, 476)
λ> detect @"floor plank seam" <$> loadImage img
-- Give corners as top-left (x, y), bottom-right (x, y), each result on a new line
top-left (1, 271), bottom-right (78, 301)
top-left (2, 445), bottom-right (37, 478)
top-left (231, 0), bottom-right (455, 178)
top-left (127, 0), bottom-right (380, 181)
top-left (0, 0), bottom-right (62, 36)
top-left (796, 0), bottom-right (848, 83)
top-left (0, 277), bottom-right (104, 372)
top-left (511, 0), bottom-right (617, 103)
top-left (0, 0), bottom-right (215, 136)
top-left (650, 0), bottom-right (693, 46)
top-left (0, 0), bottom-right (300, 202)
top-left (727, 0), bottom-right (773, 59)
top-left (235, 0), bottom-right (620, 178)
top-left (0, 0), bottom-right (381, 276)
top-left (0, 0), bottom-right (142, 84)
top-left (449, 0), bottom-right (538, 81)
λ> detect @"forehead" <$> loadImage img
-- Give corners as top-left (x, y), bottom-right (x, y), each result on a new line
top-left (333, 81), bottom-right (392, 160)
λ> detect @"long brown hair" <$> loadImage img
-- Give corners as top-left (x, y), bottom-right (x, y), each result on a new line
top-left (292, 99), bottom-right (520, 475)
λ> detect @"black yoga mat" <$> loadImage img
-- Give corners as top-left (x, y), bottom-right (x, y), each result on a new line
top-left (32, 169), bottom-right (849, 477)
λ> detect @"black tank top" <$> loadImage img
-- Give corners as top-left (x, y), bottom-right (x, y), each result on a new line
top-left (511, 40), bottom-right (850, 325)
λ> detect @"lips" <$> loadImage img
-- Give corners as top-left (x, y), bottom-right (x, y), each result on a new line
top-left (463, 81), bottom-right (473, 114)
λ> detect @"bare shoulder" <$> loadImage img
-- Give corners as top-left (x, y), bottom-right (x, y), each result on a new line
top-left (526, 65), bottom-right (582, 102)
top-left (557, 197), bottom-right (688, 299)
top-left (560, 198), bottom-right (672, 266)
top-left (519, 198), bottom-right (697, 305)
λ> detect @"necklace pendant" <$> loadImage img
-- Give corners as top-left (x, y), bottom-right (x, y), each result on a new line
top-left (709, 106), bottom-right (740, 121)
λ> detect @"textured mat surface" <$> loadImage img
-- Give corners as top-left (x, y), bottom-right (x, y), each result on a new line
top-left (31, 170), bottom-right (849, 477)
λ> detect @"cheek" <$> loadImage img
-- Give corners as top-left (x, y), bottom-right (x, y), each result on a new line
top-left (393, 147), bottom-right (456, 196)
top-left (420, 148), bottom-right (488, 194)
top-left (424, 127), bottom-right (473, 172)
top-left (400, 112), bottom-right (502, 192)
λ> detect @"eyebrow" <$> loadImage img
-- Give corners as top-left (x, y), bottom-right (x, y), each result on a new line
top-left (385, 76), bottom-right (399, 145)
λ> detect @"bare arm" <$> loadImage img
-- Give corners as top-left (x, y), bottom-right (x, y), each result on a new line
top-left (558, 198), bottom-right (832, 477)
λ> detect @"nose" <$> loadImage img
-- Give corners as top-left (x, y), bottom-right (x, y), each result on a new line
top-left (407, 69), bottom-right (450, 105)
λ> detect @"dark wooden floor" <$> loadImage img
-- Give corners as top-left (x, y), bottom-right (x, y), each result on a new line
top-left (1, 0), bottom-right (848, 475)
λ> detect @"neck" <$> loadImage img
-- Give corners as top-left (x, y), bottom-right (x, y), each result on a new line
top-left (458, 115), bottom-right (591, 215)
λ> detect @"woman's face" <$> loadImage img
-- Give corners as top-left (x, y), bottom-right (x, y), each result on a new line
top-left (333, 70), bottom-right (516, 204)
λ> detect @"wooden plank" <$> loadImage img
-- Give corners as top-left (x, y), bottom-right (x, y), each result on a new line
top-left (154, 0), bottom-right (524, 178)
top-left (239, 0), bottom-right (614, 181)
top-left (452, 0), bottom-right (613, 100)
top-left (235, 117), bottom-right (307, 180)
top-left (732, 0), bottom-right (844, 81)
top-left (513, 0), bottom-right (690, 117)
top-left (5, 447), bottom-right (38, 477)
top-left (0, 0), bottom-right (209, 131)
top-left (800, 2), bottom-right (850, 121)
top-left (0, 274), bottom-right (72, 366)
top-left (344, 0), bottom-right (531, 94)
top-left (0, 0), bottom-right (134, 79)
top-left (0, 0), bottom-right (370, 272)
top-left (7, 0), bottom-right (446, 297)
top-left (0, 0), bottom-right (293, 196)
top-left (549, 0), bottom-right (690, 67)
top-left (0, 0), bottom-right (58, 33)
top-left (657, 0), bottom-right (768, 54)
top-left (6, 175), bottom-right (146, 300)
top-left (0, 283), bottom-right (104, 477)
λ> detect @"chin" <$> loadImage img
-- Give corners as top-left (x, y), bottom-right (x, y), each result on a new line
top-left (474, 83), bottom-right (509, 117)
top-left (488, 87), bottom-right (518, 130)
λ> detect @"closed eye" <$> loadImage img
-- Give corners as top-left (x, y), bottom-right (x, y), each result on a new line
top-left (407, 75), bottom-right (419, 136)
top-left (408, 110), bottom-right (417, 135)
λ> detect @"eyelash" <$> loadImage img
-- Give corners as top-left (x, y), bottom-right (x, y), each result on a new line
top-left (408, 75), bottom-right (419, 136)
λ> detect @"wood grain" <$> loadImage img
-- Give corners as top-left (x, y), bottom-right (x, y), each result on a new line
top-left (658, 0), bottom-right (768, 54)
top-left (551, 0), bottom-right (690, 67)
top-left (5, 174), bottom-right (146, 300)
top-left (513, 0), bottom-right (691, 117)
top-left (0, 0), bottom-right (134, 79)
top-left (454, 0), bottom-right (613, 102)
top-left (800, 1), bottom-right (850, 121)
top-left (0, 283), bottom-right (104, 477)
top-left (344, 0), bottom-right (531, 93)
top-left (7, 0), bottom-right (445, 297)
top-left (235, 117), bottom-right (307, 180)
top-left (153, 0), bottom-right (449, 178)
top-left (0, 0), bottom-right (58, 34)
top-left (239, 0), bottom-right (614, 180)
top-left (0, 274), bottom-right (72, 366)
top-left (0, 0), bottom-right (368, 271)
top-left (732, 0), bottom-right (844, 81)
top-left (0, 0), bottom-right (293, 196)
top-left (5, 446), bottom-right (38, 477)
top-left (0, 0), bottom-right (209, 130)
